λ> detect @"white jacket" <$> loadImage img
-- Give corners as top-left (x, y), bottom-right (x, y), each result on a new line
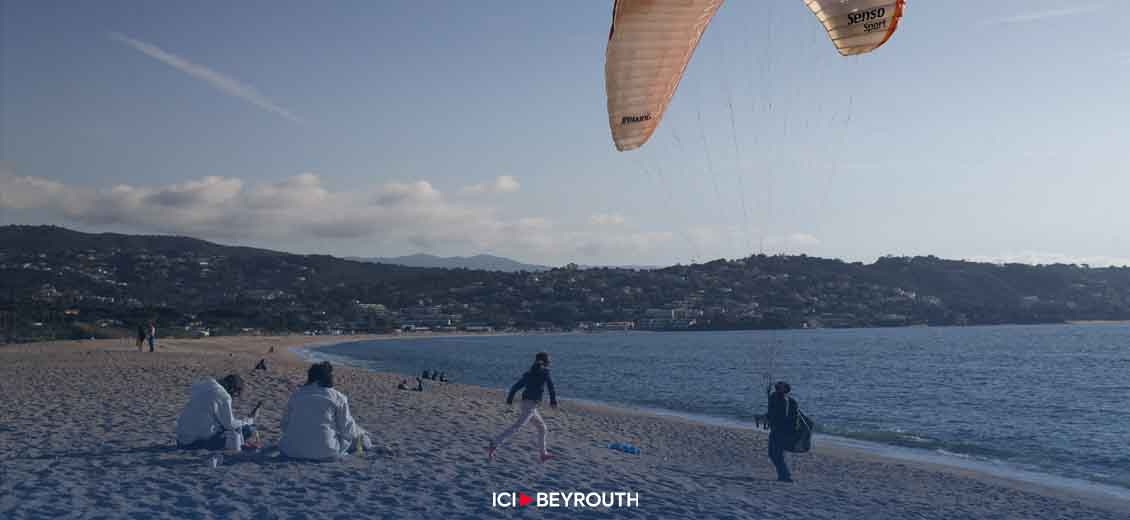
top-left (175, 378), bottom-right (251, 445)
top-left (279, 385), bottom-right (366, 460)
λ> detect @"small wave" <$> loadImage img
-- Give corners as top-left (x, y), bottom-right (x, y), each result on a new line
top-left (821, 429), bottom-right (1018, 461)
top-left (823, 429), bottom-right (940, 447)
top-left (290, 344), bottom-right (369, 367)
top-left (934, 449), bottom-right (973, 459)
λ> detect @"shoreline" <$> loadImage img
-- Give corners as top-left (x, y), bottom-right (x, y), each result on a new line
top-left (1065, 319), bottom-right (1130, 325)
top-left (299, 337), bottom-right (1130, 511)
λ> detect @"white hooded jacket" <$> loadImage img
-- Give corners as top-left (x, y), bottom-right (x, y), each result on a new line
top-left (279, 384), bottom-right (366, 460)
top-left (175, 378), bottom-right (251, 445)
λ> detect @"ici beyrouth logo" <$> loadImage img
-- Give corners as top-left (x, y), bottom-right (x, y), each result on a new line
top-left (491, 491), bottom-right (639, 509)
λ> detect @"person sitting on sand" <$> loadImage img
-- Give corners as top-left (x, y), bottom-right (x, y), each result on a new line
top-left (767, 381), bottom-right (798, 483)
top-left (254, 358), bottom-right (268, 371)
top-left (488, 352), bottom-right (558, 463)
top-left (397, 379), bottom-right (409, 390)
top-left (280, 362), bottom-right (372, 460)
top-left (175, 374), bottom-right (257, 450)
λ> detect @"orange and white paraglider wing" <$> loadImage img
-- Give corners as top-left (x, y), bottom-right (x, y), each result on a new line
top-left (804, 0), bottom-right (905, 56)
top-left (605, 0), bottom-right (724, 152)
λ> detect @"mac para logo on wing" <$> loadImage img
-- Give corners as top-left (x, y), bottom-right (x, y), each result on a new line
top-left (621, 113), bottom-right (652, 125)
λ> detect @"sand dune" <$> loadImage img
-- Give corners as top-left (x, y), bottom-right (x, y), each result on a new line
top-left (1, 335), bottom-right (1127, 519)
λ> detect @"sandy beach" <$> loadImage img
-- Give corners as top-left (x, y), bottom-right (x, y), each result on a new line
top-left (2, 335), bottom-right (1128, 519)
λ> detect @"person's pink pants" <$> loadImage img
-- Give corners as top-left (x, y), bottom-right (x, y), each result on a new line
top-left (493, 399), bottom-right (547, 456)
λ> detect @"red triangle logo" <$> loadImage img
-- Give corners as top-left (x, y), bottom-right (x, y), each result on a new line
top-left (518, 492), bottom-right (533, 507)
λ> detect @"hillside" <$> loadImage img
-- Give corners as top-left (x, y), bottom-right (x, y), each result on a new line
top-left (3, 225), bottom-right (1130, 341)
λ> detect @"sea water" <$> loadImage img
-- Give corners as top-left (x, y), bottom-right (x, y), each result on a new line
top-left (314, 324), bottom-right (1130, 492)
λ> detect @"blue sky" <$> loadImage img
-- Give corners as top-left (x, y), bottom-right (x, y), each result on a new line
top-left (2, 1), bottom-right (1129, 267)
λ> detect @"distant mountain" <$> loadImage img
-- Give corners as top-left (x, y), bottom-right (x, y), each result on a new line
top-left (577, 264), bottom-right (661, 271)
top-left (9, 225), bottom-right (1130, 344)
top-left (351, 254), bottom-right (660, 272)
top-left (0, 225), bottom-right (278, 258)
top-left (350, 254), bottom-right (550, 272)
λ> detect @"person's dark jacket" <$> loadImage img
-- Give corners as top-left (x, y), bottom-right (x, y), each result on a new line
top-left (506, 365), bottom-right (557, 405)
top-left (767, 391), bottom-right (798, 434)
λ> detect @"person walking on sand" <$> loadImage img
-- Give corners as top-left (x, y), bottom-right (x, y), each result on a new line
top-left (136, 323), bottom-right (146, 351)
top-left (767, 381), bottom-right (798, 482)
top-left (488, 352), bottom-right (558, 463)
top-left (279, 362), bottom-right (373, 460)
top-left (146, 321), bottom-right (156, 352)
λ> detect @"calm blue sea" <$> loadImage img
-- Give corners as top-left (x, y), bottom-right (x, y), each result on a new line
top-left (314, 324), bottom-right (1130, 490)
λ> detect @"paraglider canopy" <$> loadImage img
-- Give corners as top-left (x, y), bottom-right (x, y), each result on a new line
top-left (804, 0), bottom-right (906, 56)
top-left (604, 0), bottom-right (907, 151)
top-left (605, 0), bottom-right (724, 152)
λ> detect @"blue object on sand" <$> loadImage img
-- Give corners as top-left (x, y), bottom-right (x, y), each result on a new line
top-left (607, 442), bottom-right (641, 455)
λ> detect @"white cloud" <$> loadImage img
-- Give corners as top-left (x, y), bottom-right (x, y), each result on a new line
top-left (568, 231), bottom-right (674, 258)
top-left (145, 176), bottom-right (244, 208)
top-left (0, 171), bottom-right (674, 262)
top-left (590, 213), bottom-right (626, 226)
top-left (0, 174), bottom-right (67, 209)
top-left (375, 180), bottom-right (442, 205)
top-left (109, 32), bottom-right (300, 122)
top-left (495, 176), bottom-right (520, 193)
top-left (464, 175), bottom-right (520, 194)
top-left (246, 173), bottom-right (327, 209)
top-left (766, 233), bottom-right (821, 249)
top-left (984, 5), bottom-right (1104, 25)
top-left (966, 252), bottom-right (1130, 268)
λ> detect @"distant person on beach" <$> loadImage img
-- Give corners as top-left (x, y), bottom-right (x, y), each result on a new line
top-left (422, 370), bottom-right (430, 380)
top-left (439, 372), bottom-right (448, 383)
top-left (431, 370), bottom-right (439, 381)
top-left (397, 379), bottom-right (409, 390)
top-left (279, 361), bottom-right (372, 460)
top-left (136, 324), bottom-right (146, 351)
top-left (414, 377), bottom-right (424, 392)
top-left (767, 381), bottom-right (798, 482)
top-left (175, 374), bottom-right (257, 450)
top-left (146, 321), bottom-right (156, 352)
top-left (488, 352), bottom-right (558, 463)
